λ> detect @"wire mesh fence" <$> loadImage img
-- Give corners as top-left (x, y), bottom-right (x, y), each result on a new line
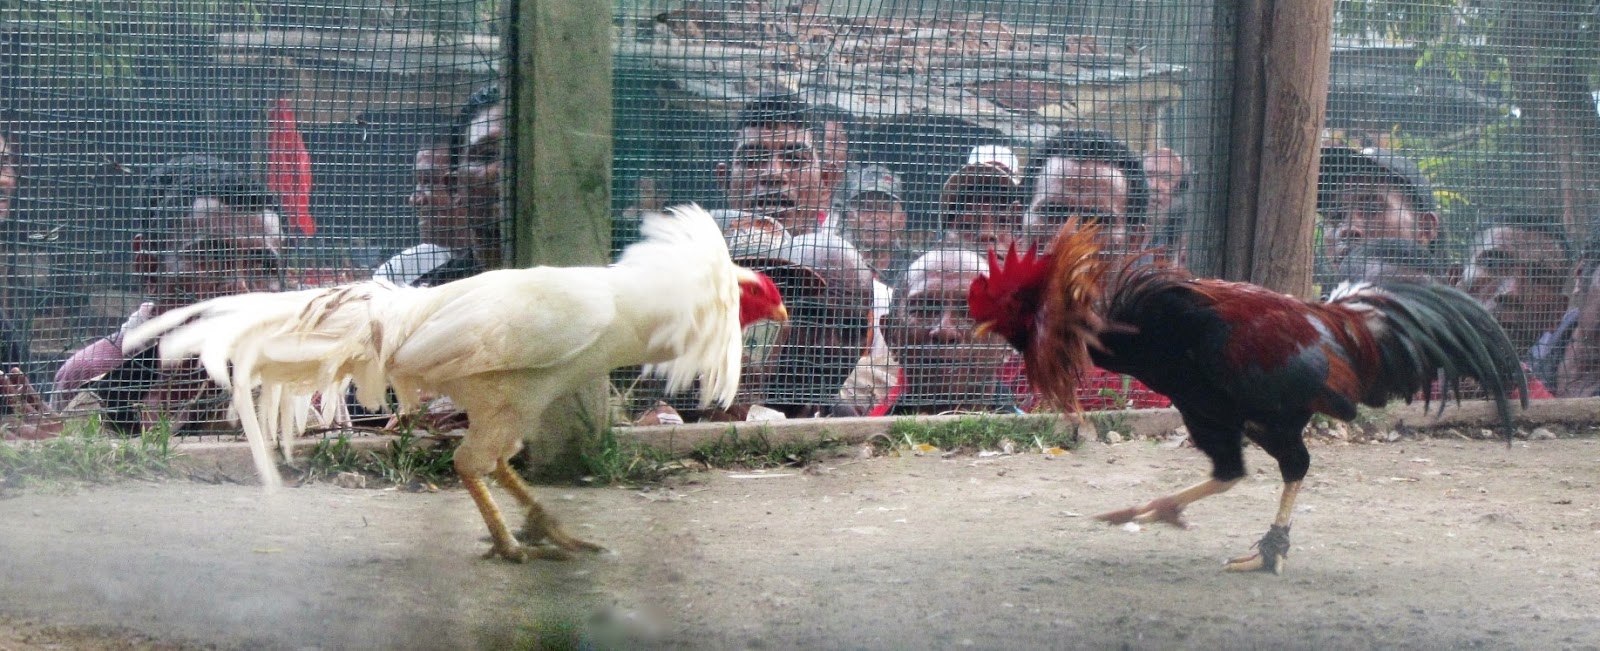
top-left (0, 0), bottom-right (1596, 436)
top-left (0, 1), bottom-right (506, 435)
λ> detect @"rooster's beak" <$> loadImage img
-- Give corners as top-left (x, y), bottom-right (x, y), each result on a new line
top-left (974, 321), bottom-right (994, 338)
top-left (771, 304), bottom-right (790, 322)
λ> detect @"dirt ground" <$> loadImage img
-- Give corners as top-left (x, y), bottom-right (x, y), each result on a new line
top-left (3, 434), bottom-right (1600, 650)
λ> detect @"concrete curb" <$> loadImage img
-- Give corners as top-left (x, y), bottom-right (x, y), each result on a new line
top-left (167, 397), bottom-right (1599, 482)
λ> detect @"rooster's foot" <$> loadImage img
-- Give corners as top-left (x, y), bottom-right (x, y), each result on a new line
top-left (1095, 496), bottom-right (1189, 528)
top-left (520, 511), bottom-right (606, 554)
top-left (1223, 524), bottom-right (1291, 574)
top-left (483, 542), bottom-right (575, 564)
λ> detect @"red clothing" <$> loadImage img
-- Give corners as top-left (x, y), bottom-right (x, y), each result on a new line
top-left (998, 355), bottom-right (1172, 412)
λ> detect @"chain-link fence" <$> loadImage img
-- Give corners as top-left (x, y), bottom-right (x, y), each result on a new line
top-left (1, 0), bottom-right (1596, 435)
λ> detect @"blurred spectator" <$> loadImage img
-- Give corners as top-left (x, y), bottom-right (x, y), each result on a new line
top-left (0, 129), bottom-right (14, 225)
top-left (1458, 214), bottom-right (1572, 356)
top-left (833, 165), bottom-right (905, 412)
top-left (451, 82), bottom-right (506, 270)
top-left (715, 95), bottom-right (839, 236)
top-left (1142, 146), bottom-right (1191, 262)
top-left (0, 129), bottom-right (30, 414)
top-left (2, 155), bottom-right (284, 439)
top-left (1551, 236), bottom-right (1600, 396)
top-left (374, 140), bottom-right (484, 288)
top-left (615, 174), bottom-right (668, 246)
top-left (872, 248), bottom-right (1017, 415)
top-left (1020, 129), bottom-right (1151, 257)
top-left (810, 103), bottom-right (854, 228)
top-left (744, 231), bottom-right (874, 417)
top-left (1317, 145), bottom-right (1440, 277)
top-left (838, 164), bottom-right (912, 281)
top-left (1329, 238), bottom-right (1442, 286)
top-left (938, 145), bottom-right (1025, 252)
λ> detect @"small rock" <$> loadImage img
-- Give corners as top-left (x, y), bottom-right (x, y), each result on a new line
top-left (1104, 430), bottom-right (1124, 444)
top-left (745, 405), bottom-right (786, 422)
top-left (334, 471), bottom-right (367, 489)
top-left (1384, 429), bottom-right (1401, 443)
top-left (1478, 429), bottom-right (1497, 440)
top-left (1530, 427), bottom-right (1558, 441)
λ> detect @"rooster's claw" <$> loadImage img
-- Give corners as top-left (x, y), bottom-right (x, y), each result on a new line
top-left (1095, 496), bottom-right (1190, 529)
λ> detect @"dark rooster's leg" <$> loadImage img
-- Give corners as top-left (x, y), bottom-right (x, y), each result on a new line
top-left (493, 459), bottom-right (605, 554)
top-left (1095, 478), bottom-right (1240, 528)
top-left (1224, 481), bottom-right (1300, 573)
top-left (1097, 413), bottom-right (1247, 528)
top-left (1225, 415), bottom-right (1313, 574)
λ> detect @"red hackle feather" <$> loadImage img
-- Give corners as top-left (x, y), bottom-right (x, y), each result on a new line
top-left (1025, 220), bottom-right (1108, 414)
top-left (267, 98), bottom-right (315, 236)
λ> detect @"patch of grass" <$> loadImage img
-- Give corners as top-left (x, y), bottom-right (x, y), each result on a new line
top-left (580, 426), bottom-right (672, 485)
top-left (580, 425), bottom-right (850, 485)
top-left (1084, 410), bottom-right (1132, 440)
top-left (295, 430), bottom-right (457, 487)
top-left (689, 426), bottom-right (845, 469)
top-left (0, 416), bottom-right (179, 492)
top-left (886, 415), bottom-right (1070, 453)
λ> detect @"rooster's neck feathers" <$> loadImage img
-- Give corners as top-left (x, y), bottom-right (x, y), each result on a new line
top-left (613, 204), bottom-right (747, 409)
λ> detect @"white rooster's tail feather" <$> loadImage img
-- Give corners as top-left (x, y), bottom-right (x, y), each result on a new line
top-left (122, 281), bottom-right (404, 489)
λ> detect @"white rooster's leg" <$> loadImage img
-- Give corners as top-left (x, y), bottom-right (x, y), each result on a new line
top-left (493, 459), bottom-right (604, 553)
top-left (459, 472), bottom-right (570, 562)
top-left (454, 426), bottom-right (569, 563)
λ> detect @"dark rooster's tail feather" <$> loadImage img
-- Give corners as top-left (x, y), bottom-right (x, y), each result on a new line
top-left (1332, 281), bottom-right (1529, 442)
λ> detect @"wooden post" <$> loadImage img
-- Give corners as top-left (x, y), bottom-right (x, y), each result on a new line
top-left (509, 0), bottom-right (613, 476)
top-left (1224, 0), bottom-right (1334, 299)
top-left (1222, 0), bottom-right (1264, 283)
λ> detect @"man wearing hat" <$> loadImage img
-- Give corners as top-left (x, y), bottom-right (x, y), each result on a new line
top-left (837, 163), bottom-right (910, 281)
top-left (939, 144), bottom-right (1025, 251)
top-left (1317, 144), bottom-right (1442, 273)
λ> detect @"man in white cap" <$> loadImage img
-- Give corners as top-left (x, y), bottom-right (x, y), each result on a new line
top-left (938, 144), bottom-right (1025, 251)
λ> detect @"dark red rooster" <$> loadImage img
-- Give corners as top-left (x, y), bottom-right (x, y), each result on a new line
top-left (969, 223), bottom-right (1528, 574)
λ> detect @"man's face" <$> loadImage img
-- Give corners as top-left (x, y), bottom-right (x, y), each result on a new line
top-left (1321, 179), bottom-right (1438, 268)
top-left (454, 102), bottom-right (504, 228)
top-left (844, 194), bottom-right (905, 255)
top-left (753, 261), bottom-right (873, 410)
top-left (1459, 226), bottom-right (1569, 351)
top-left (943, 197), bottom-right (1023, 251)
top-left (413, 147), bottom-right (470, 249)
top-left (885, 258), bottom-right (1011, 403)
top-left (0, 133), bottom-right (15, 223)
top-left (1024, 158), bottom-right (1141, 253)
top-left (1142, 150), bottom-right (1186, 216)
top-left (719, 124), bottom-right (833, 235)
top-left (146, 196), bottom-right (285, 310)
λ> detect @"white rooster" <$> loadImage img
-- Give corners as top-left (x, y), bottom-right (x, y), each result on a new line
top-left (123, 205), bottom-right (788, 562)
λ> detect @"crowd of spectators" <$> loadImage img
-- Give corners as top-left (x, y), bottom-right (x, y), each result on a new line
top-left (1, 87), bottom-right (1595, 437)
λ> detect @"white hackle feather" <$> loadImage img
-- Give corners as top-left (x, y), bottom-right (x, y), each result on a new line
top-left (121, 203), bottom-right (753, 489)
